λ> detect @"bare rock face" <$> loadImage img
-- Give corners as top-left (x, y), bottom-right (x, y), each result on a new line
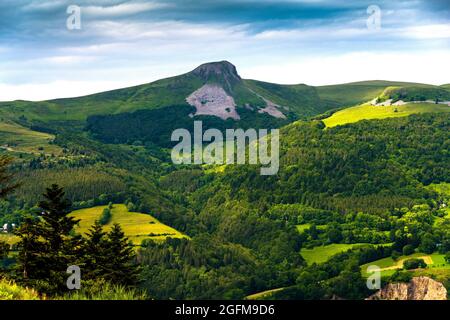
top-left (186, 84), bottom-right (240, 120)
top-left (187, 61), bottom-right (286, 120)
top-left (257, 97), bottom-right (286, 119)
top-left (367, 277), bottom-right (447, 300)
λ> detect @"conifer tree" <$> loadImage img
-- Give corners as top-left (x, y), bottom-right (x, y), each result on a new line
top-left (81, 221), bottom-right (108, 280)
top-left (15, 184), bottom-right (82, 293)
top-left (15, 216), bottom-right (45, 280)
top-left (103, 223), bottom-right (139, 285)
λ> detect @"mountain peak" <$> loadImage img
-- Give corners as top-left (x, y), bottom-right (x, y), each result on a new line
top-left (191, 61), bottom-right (241, 88)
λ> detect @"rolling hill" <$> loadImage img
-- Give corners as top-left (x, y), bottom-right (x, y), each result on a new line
top-left (323, 102), bottom-right (450, 127)
top-left (0, 121), bottom-right (61, 155)
top-left (1, 61), bottom-right (450, 300)
top-left (315, 80), bottom-right (428, 107)
top-left (0, 61), bottom-right (297, 124)
top-left (1, 61), bottom-right (449, 149)
top-left (3, 65), bottom-right (446, 124)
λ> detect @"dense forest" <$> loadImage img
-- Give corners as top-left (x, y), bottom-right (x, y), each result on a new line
top-left (87, 105), bottom-right (295, 148)
top-left (1, 109), bottom-right (449, 299)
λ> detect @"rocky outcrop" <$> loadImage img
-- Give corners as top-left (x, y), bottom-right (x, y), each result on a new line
top-left (186, 84), bottom-right (240, 120)
top-left (188, 61), bottom-right (287, 120)
top-left (192, 61), bottom-right (241, 92)
top-left (367, 276), bottom-right (447, 300)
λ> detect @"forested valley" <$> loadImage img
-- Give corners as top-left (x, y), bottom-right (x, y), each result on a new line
top-left (1, 110), bottom-right (449, 300)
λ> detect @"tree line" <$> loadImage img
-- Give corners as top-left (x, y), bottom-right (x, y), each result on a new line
top-left (0, 158), bottom-right (140, 297)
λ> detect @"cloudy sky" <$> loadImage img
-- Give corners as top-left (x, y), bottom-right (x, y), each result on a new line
top-left (0, 0), bottom-right (449, 101)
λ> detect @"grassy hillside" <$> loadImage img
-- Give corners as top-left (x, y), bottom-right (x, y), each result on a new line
top-left (378, 85), bottom-right (450, 103)
top-left (1, 62), bottom-right (446, 127)
top-left (323, 102), bottom-right (450, 127)
top-left (0, 122), bottom-right (61, 155)
top-left (0, 63), bottom-right (263, 123)
top-left (1, 62), bottom-right (448, 156)
top-left (70, 204), bottom-right (188, 245)
top-left (0, 203), bottom-right (189, 247)
top-left (244, 80), bottom-right (325, 116)
top-left (315, 81), bottom-right (427, 106)
top-left (0, 73), bottom-right (202, 122)
top-left (0, 79), bottom-right (418, 124)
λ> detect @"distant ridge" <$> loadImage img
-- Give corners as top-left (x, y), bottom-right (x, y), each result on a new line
top-left (0, 61), bottom-right (449, 131)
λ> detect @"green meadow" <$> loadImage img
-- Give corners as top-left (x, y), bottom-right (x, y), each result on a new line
top-left (315, 81), bottom-right (413, 107)
top-left (300, 243), bottom-right (370, 265)
top-left (361, 253), bottom-right (450, 278)
top-left (323, 102), bottom-right (450, 128)
top-left (70, 204), bottom-right (188, 245)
